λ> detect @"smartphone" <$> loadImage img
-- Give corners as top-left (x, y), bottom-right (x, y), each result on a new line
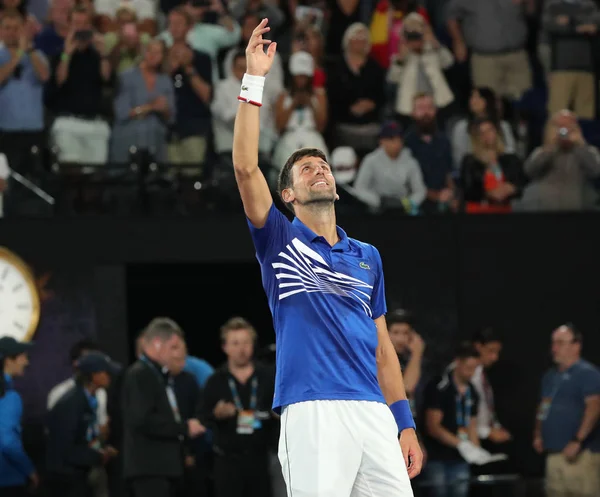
top-left (74, 29), bottom-right (93, 43)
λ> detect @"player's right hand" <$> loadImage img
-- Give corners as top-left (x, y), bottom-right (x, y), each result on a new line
top-left (246, 18), bottom-right (277, 77)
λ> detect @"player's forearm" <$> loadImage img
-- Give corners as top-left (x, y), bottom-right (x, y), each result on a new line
top-left (377, 343), bottom-right (408, 404)
top-left (232, 102), bottom-right (261, 175)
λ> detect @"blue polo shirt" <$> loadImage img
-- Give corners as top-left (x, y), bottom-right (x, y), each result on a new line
top-left (248, 204), bottom-right (387, 412)
top-left (540, 360), bottom-right (600, 452)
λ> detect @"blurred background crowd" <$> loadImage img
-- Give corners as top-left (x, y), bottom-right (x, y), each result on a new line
top-left (2, 0), bottom-right (600, 216)
top-left (2, 314), bottom-right (599, 497)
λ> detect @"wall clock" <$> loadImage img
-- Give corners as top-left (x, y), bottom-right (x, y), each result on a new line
top-left (0, 247), bottom-right (40, 341)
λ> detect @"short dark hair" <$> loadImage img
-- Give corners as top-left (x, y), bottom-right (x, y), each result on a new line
top-left (277, 148), bottom-right (328, 213)
top-left (142, 317), bottom-right (184, 342)
top-left (472, 327), bottom-right (502, 345)
top-left (455, 341), bottom-right (480, 361)
top-left (386, 309), bottom-right (413, 328)
top-left (69, 339), bottom-right (99, 363)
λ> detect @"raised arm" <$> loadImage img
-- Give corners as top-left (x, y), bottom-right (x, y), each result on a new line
top-left (232, 18), bottom-right (277, 228)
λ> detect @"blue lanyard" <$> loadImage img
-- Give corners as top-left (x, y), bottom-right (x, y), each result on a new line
top-left (228, 376), bottom-right (258, 411)
top-left (84, 390), bottom-right (99, 442)
top-left (456, 387), bottom-right (472, 428)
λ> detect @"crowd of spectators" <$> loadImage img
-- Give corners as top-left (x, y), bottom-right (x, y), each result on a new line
top-left (2, 0), bottom-right (600, 216)
top-left (2, 316), bottom-right (599, 497)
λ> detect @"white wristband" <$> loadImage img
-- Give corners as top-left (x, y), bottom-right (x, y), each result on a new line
top-left (238, 73), bottom-right (265, 107)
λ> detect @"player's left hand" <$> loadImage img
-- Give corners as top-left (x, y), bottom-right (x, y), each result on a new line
top-left (400, 428), bottom-right (423, 478)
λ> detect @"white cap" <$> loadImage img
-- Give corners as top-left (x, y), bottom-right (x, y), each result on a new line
top-left (330, 147), bottom-right (357, 184)
top-left (0, 154), bottom-right (10, 180)
top-left (289, 51), bottom-right (314, 77)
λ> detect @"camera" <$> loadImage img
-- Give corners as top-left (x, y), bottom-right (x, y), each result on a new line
top-left (558, 127), bottom-right (569, 138)
top-left (74, 29), bottom-right (93, 43)
top-left (404, 31), bottom-right (423, 41)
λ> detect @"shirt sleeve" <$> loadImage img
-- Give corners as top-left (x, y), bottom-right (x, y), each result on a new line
top-left (247, 203), bottom-right (293, 264)
top-left (370, 247), bottom-right (387, 320)
top-left (580, 366), bottom-right (600, 398)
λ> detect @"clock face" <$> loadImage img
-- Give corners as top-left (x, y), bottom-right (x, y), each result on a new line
top-left (0, 248), bottom-right (40, 342)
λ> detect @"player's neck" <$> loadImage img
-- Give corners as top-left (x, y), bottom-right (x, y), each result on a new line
top-left (296, 206), bottom-right (339, 247)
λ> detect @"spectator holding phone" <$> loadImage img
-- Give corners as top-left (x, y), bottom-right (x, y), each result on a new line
top-left (104, 4), bottom-right (150, 73)
top-left (520, 110), bottom-right (600, 211)
top-left (47, 5), bottom-right (112, 166)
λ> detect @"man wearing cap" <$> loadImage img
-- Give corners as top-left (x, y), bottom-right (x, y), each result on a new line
top-left (354, 120), bottom-right (427, 214)
top-left (0, 337), bottom-right (38, 497)
top-left (45, 352), bottom-right (120, 497)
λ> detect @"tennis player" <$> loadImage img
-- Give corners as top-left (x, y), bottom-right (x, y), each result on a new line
top-left (232, 18), bottom-right (422, 497)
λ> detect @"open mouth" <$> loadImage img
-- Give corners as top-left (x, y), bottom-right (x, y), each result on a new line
top-left (312, 180), bottom-right (328, 187)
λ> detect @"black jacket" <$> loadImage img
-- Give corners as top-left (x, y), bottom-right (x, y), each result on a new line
top-left (46, 385), bottom-right (104, 476)
top-left (121, 358), bottom-right (186, 478)
top-left (461, 153), bottom-right (527, 204)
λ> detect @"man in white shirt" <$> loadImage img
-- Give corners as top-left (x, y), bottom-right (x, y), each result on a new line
top-left (471, 328), bottom-right (512, 446)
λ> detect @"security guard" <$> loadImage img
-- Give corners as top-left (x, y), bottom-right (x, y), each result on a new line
top-left (46, 352), bottom-right (120, 497)
top-left (0, 337), bottom-right (38, 497)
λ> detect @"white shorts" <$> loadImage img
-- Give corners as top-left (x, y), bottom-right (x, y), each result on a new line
top-left (278, 400), bottom-right (413, 497)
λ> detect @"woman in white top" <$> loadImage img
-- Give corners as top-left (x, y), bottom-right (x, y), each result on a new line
top-left (451, 87), bottom-right (516, 170)
top-left (271, 51), bottom-right (328, 175)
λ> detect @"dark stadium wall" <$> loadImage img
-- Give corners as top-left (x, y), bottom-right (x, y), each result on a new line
top-left (3, 212), bottom-right (600, 477)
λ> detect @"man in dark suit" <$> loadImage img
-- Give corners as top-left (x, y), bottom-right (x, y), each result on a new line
top-left (46, 352), bottom-right (121, 497)
top-left (122, 317), bottom-right (205, 497)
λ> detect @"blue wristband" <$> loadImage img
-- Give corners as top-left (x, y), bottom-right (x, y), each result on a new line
top-left (390, 400), bottom-right (416, 433)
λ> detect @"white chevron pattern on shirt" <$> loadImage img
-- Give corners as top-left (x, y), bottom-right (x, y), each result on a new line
top-left (271, 238), bottom-right (374, 317)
